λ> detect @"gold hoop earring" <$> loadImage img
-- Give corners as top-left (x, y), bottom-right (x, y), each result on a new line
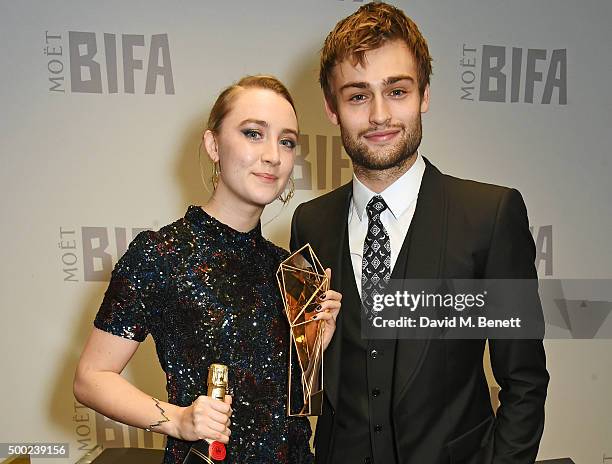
top-left (211, 162), bottom-right (220, 190)
top-left (278, 176), bottom-right (295, 204)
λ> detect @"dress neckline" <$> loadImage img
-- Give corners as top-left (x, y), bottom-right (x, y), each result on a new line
top-left (185, 205), bottom-right (262, 240)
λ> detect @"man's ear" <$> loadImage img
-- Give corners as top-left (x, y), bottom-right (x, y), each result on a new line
top-left (420, 84), bottom-right (430, 114)
top-left (203, 130), bottom-right (219, 163)
top-left (323, 95), bottom-right (339, 126)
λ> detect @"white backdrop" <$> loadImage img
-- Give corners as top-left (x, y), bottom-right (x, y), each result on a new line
top-left (1, 1), bottom-right (611, 462)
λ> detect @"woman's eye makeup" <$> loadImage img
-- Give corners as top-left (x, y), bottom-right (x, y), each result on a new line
top-left (242, 128), bottom-right (263, 139)
top-left (241, 125), bottom-right (297, 149)
top-left (280, 138), bottom-right (297, 149)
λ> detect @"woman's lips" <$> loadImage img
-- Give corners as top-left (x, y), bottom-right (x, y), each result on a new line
top-left (253, 173), bottom-right (278, 183)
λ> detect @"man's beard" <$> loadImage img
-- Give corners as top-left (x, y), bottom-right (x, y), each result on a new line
top-left (340, 115), bottom-right (422, 171)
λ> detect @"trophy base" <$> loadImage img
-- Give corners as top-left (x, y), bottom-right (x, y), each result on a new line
top-left (296, 389), bottom-right (323, 416)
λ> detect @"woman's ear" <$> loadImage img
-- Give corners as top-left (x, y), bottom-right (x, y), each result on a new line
top-left (203, 130), bottom-right (219, 163)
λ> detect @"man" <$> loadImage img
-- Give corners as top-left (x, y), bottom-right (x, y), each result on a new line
top-left (290, 3), bottom-right (549, 463)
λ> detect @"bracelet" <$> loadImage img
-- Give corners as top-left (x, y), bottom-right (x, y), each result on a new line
top-left (145, 397), bottom-right (170, 432)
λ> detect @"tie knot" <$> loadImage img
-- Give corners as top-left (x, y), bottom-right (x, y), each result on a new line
top-left (366, 195), bottom-right (388, 219)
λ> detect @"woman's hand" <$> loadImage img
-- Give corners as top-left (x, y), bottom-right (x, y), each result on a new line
top-left (176, 395), bottom-right (232, 443)
top-left (314, 268), bottom-right (342, 352)
top-left (74, 328), bottom-right (233, 444)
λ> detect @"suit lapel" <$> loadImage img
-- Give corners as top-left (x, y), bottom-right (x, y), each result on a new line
top-left (310, 183), bottom-right (352, 411)
top-left (392, 158), bottom-right (448, 406)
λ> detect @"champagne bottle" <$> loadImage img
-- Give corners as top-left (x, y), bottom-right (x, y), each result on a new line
top-left (182, 364), bottom-right (229, 464)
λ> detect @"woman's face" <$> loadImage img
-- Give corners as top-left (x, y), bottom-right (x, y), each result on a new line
top-left (205, 88), bottom-right (298, 208)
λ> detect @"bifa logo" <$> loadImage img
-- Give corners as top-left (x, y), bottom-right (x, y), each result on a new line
top-left (459, 44), bottom-right (567, 104)
top-left (44, 31), bottom-right (174, 94)
top-left (294, 134), bottom-right (352, 191)
top-left (59, 223), bottom-right (553, 282)
top-left (530, 225), bottom-right (553, 276)
top-left (59, 226), bottom-right (149, 282)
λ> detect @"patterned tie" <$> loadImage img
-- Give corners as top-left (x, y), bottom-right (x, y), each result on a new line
top-left (361, 195), bottom-right (391, 319)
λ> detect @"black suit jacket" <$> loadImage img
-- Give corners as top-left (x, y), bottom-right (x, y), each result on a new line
top-left (289, 159), bottom-right (549, 464)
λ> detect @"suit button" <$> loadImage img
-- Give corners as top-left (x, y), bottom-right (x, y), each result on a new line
top-left (370, 349), bottom-right (378, 359)
top-left (372, 388), bottom-right (380, 397)
top-left (374, 424), bottom-right (383, 433)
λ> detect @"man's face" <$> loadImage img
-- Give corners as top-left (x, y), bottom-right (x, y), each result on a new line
top-left (325, 40), bottom-right (429, 171)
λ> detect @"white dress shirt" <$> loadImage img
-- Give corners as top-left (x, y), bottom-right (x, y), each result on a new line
top-left (348, 153), bottom-right (426, 297)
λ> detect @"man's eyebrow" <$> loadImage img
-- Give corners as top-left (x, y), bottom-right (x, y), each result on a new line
top-left (383, 75), bottom-right (415, 86)
top-left (339, 75), bottom-right (416, 93)
top-left (339, 81), bottom-right (370, 93)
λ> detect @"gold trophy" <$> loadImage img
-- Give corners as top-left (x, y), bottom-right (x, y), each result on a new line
top-left (276, 244), bottom-right (329, 416)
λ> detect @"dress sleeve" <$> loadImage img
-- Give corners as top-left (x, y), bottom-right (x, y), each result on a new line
top-left (94, 230), bottom-right (167, 342)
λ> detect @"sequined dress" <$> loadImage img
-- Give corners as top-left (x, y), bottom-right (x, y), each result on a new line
top-left (94, 205), bottom-right (314, 463)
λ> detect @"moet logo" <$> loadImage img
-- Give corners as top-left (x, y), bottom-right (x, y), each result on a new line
top-left (460, 44), bottom-right (567, 104)
top-left (73, 401), bottom-right (160, 453)
top-left (45, 31), bottom-right (174, 94)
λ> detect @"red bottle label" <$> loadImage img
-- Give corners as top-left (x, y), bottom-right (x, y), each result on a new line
top-left (209, 441), bottom-right (226, 461)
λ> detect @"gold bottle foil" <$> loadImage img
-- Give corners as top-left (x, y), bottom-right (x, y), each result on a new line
top-left (207, 363), bottom-right (228, 401)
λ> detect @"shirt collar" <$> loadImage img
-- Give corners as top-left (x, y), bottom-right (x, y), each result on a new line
top-left (351, 152), bottom-right (425, 221)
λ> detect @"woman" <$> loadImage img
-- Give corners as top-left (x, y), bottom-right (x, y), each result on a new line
top-left (74, 75), bottom-right (341, 463)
